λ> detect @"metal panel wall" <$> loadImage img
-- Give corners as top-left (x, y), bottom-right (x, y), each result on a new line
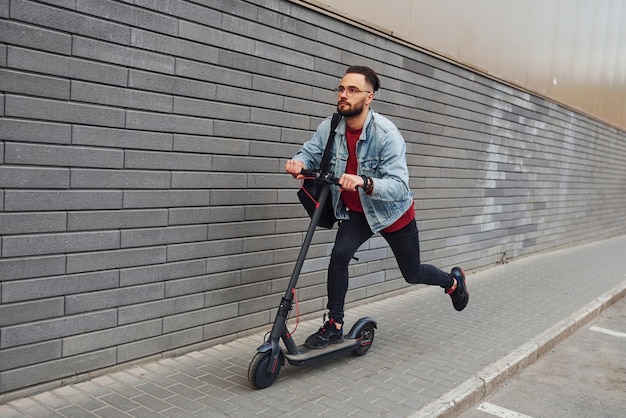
top-left (301, 0), bottom-right (626, 130)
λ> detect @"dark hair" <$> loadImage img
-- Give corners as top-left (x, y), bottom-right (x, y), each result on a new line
top-left (345, 66), bottom-right (381, 92)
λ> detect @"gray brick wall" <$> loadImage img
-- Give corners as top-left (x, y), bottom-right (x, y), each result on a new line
top-left (1, 0), bottom-right (625, 395)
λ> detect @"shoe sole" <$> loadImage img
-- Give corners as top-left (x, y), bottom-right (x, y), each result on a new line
top-left (451, 267), bottom-right (468, 311)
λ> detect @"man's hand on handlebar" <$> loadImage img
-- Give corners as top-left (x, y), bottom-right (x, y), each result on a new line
top-left (285, 160), bottom-right (364, 191)
top-left (338, 173), bottom-right (364, 192)
top-left (285, 160), bottom-right (306, 179)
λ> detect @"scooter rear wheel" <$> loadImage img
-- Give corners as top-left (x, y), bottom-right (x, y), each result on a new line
top-left (351, 323), bottom-right (375, 356)
top-left (248, 351), bottom-right (282, 389)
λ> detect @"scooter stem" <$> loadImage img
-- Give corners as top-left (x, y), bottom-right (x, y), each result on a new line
top-left (267, 183), bottom-right (331, 347)
top-left (285, 183), bottom-right (330, 296)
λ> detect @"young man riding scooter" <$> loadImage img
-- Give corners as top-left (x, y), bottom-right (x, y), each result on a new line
top-left (285, 65), bottom-right (469, 349)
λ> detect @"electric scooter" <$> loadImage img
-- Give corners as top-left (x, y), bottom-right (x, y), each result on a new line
top-left (247, 168), bottom-right (377, 389)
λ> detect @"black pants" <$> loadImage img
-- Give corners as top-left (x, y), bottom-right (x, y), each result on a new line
top-left (327, 211), bottom-right (454, 323)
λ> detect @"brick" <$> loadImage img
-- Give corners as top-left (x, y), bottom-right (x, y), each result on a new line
top-left (65, 283), bottom-right (164, 314)
top-left (4, 190), bottom-right (123, 211)
top-left (0, 340), bottom-right (61, 372)
top-left (70, 168), bottom-right (171, 189)
top-left (0, 19), bottom-right (71, 54)
top-left (76, 0), bottom-right (178, 35)
top-left (175, 58), bottom-right (252, 86)
top-left (11, 0), bottom-right (131, 44)
top-left (66, 247), bottom-right (167, 274)
top-left (129, 69), bottom-right (216, 100)
top-left (124, 150), bottom-right (211, 171)
top-left (120, 259), bottom-right (207, 287)
top-left (166, 238), bottom-right (242, 262)
top-left (1, 309), bottom-right (118, 348)
top-left (252, 73), bottom-right (311, 100)
top-left (0, 166), bottom-right (70, 189)
top-left (246, 173), bottom-right (288, 190)
top-left (0, 118), bottom-right (71, 144)
top-left (238, 293), bottom-right (276, 315)
top-left (125, 110), bottom-right (213, 135)
top-left (168, 206), bottom-right (245, 226)
top-left (68, 209), bottom-right (168, 231)
top-left (243, 233), bottom-right (303, 253)
top-left (180, 19), bottom-right (255, 55)
top-left (5, 95), bottom-right (126, 128)
top-left (283, 96), bottom-right (333, 118)
top-left (204, 282), bottom-right (270, 308)
top-left (133, 0), bottom-right (222, 27)
top-left (164, 270), bottom-right (240, 298)
top-left (73, 36), bottom-right (175, 74)
top-left (7, 47), bottom-right (128, 86)
top-left (162, 303), bottom-right (238, 333)
top-left (172, 134), bottom-right (248, 155)
top-left (213, 119), bottom-right (281, 141)
top-left (0, 255), bottom-right (66, 282)
top-left (173, 96), bottom-right (250, 121)
top-left (2, 230), bottom-right (120, 258)
top-left (170, 172), bottom-right (246, 189)
top-left (251, 108), bottom-right (311, 130)
top-left (218, 84), bottom-right (284, 110)
top-left (211, 155), bottom-right (279, 173)
top-left (0, 69), bottom-right (70, 99)
top-left (120, 225), bottom-right (207, 248)
top-left (205, 251), bottom-right (273, 275)
top-left (72, 125), bottom-right (173, 151)
top-left (1, 271), bottom-right (119, 303)
top-left (5, 142), bottom-right (124, 168)
top-left (240, 262), bottom-right (294, 285)
top-left (250, 141), bottom-right (300, 159)
top-left (209, 189), bottom-right (278, 205)
top-left (0, 212), bottom-right (67, 235)
top-left (118, 294), bottom-right (204, 325)
top-left (122, 190), bottom-right (211, 209)
top-left (0, 348), bottom-right (116, 393)
top-left (0, 298), bottom-right (64, 327)
top-left (202, 311), bottom-right (269, 341)
top-left (71, 81), bottom-right (173, 112)
top-left (207, 220), bottom-right (275, 241)
top-left (116, 328), bottom-right (202, 364)
top-left (244, 203), bottom-right (303, 221)
top-left (62, 319), bottom-right (162, 357)
top-left (131, 27), bottom-right (220, 62)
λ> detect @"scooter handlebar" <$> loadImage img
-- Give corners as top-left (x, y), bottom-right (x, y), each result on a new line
top-left (299, 169), bottom-right (341, 186)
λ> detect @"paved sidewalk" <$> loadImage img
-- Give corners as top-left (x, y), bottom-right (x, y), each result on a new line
top-left (2, 235), bottom-right (626, 417)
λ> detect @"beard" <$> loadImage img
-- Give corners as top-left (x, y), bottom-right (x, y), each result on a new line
top-left (337, 99), bottom-right (366, 117)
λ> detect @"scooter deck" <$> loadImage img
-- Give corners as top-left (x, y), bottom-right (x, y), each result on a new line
top-left (284, 337), bottom-right (359, 366)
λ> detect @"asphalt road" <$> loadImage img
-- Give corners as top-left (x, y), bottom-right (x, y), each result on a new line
top-left (459, 296), bottom-right (626, 418)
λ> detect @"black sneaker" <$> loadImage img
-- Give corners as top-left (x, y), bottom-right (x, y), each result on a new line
top-left (305, 318), bottom-right (343, 349)
top-left (446, 267), bottom-right (469, 311)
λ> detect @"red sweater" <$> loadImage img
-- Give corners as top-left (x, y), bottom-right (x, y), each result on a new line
top-left (340, 128), bottom-right (414, 233)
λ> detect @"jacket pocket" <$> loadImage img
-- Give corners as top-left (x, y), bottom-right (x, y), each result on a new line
top-left (360, 158), bottom-right (379, 174)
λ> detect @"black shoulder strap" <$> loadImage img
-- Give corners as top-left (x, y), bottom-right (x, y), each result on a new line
top-left (320, 113), bottom-right (342, 171)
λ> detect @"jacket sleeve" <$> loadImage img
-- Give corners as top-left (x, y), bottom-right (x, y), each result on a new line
top-left (291, 118), bottom-right (330, 170)
top-left (293, 118), bottom-right (330, 170)
top-left (369, 128), bottom-right (411, 202)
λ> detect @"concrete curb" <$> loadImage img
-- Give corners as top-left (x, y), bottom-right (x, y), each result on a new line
top-left (409, 279), bottom-right (626, 418)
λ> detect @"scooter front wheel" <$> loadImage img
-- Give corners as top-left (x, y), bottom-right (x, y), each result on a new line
top-left (248, 351), bottom-right (282, 389)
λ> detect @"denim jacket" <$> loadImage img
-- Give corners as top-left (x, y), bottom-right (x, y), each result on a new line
top-left (294, 110), bottom-right (413, 233)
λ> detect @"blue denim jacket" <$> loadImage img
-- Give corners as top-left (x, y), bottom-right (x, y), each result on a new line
top-left (294, 110), bottom-right (413, 233)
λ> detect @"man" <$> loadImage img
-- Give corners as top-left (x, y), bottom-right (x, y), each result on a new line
top-left (285, 66), bottom-right (468, 349)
